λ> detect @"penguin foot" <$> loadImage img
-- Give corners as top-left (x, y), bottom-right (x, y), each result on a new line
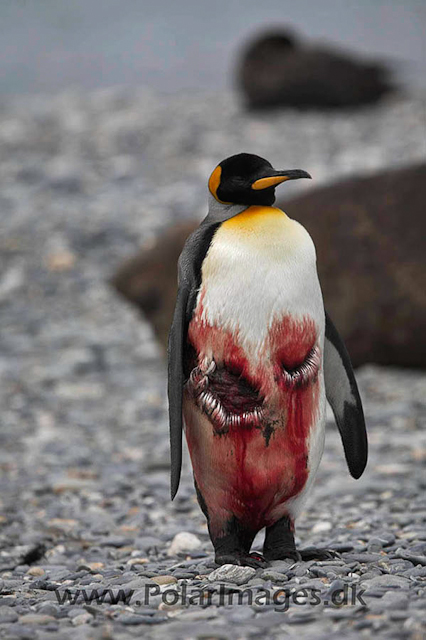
top-left (264, 547), bottom-right (302, 562)
top-left (215, 552), bottom-right (269, 569)
top-left (298, 547), bottom-right (339, 561)
top-left (264, 547), bottom-right (338, 563)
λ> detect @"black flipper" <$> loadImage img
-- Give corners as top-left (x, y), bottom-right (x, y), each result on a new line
top-left (168, 221), bottom-right (221, 499)
top-left (168, 284), bottom-right (189, 500)
top-left (324, 311), bottom-right (368, 479)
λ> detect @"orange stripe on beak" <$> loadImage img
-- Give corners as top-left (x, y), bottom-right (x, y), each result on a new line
top-left (251, 175), bottom-right (290, 190)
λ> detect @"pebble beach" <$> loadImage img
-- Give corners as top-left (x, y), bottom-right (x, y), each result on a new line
top-left (1, 88), bottom-right (426, 639)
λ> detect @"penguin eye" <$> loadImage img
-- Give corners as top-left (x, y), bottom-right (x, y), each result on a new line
top-left (281, 345), bottom-right (320, 388)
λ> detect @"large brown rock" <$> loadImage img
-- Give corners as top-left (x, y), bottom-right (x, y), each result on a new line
top-left (237, 29), bottom-right (395, 110)
top-left (282, 163), bottom-right (426, 368)
top-left (111, 163), bottom-right (426, 368)
top-left (112, 221), bottom-right (196, 351)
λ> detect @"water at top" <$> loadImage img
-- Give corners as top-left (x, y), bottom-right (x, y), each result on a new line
top-left (0, 0), bottom-right (424, 94)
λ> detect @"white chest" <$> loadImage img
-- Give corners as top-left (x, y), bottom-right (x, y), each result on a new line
top-left (197, 206), bottom-right (325, 353)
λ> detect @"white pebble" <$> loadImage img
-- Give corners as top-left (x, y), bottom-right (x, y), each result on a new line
top-left (167, 531), bottom-right (202, 556)
top-left (312, 521), bottom-right (332, 533)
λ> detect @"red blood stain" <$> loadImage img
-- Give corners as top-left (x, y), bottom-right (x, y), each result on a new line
top-left (185, 296), bottom-right (321, 536)
top-left (269, 316), bottom-right (317, 372)
top-left (207, 366), bottom-right (262, 414)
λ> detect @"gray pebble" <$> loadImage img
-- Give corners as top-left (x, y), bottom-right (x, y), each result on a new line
top-left (99, 536), bottom-right (133, 548)
top-left (324, 579), bottom-right (346, 599)
top-left (226, 606), bottom-right (255, 622)
top-left (36, 602), bottom-right (61, 618)
top-left (0, 88), bottom-right (425, 640)
top-left (363, 575), bottom-right (411, 590)
top-left (1, 624), bottom-right (38, 639)
top-left (260, 570), bottom-right (289, 583)
top-left (395, 547), bottom-right (426, 566)
top-left (67, 608), bottom-right (89, 618)
top-left (343, 553), bottom-right (384, 563)
top-left (368, 538), bottom-right (385, 553)
top-left (0, 605), bottom-right (19, 623)
top-left (208, 564), bottom-right (256, 586)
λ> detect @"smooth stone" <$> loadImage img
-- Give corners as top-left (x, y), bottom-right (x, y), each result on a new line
top-left (18, 613), bottom-right (56, 625)
top-left (135, 536), bottom-right (163, 551)
top-left (324, 605), bottom-right (365, 619)
top-left (120, 614), bottom-right (168, 626)
top-left (119, 614), bottom-right (152, 626)
top-left (99, 536), bottom-right (133, 548)
top-left (359, 569), bottom-right (383, 581)
top-left (0, 605), bottom-right (19, 623)
top-left (132, 589), bottom-right (163, 608)
top-left (36, 602), bottom-right (61, 617)
top-left (208, 565), bottom-right (256, 586)
top-left (247, 578), bottom-right (269, 587)
top-left (311, 521), bottom-right (332, 534)
top-left (127, 557), bottom-right (149, 567)
top-left (375, 532), bottom-right (396, 546)
top-left (311, 565), bottom-right (351, 577)
top-left (77, 562), bottom-right (104, 573)
top-left (26, 567), bottom-right (45, 577)
top-left (388, 610), bottom-right (410, 621)
top-left (206, 581), bottom-right (245, 594)
top-left (395, 547), bottom-right (426, 566)
top-left (123, 577), bottom-right (156, 590)
top-left (368, 538), bottom-right (385, 553)
top-left (72, 612), bottom-right (94, 625)
top-left (226, 606), bottom-right (256, 622)
top-left (178, 609), bottom-right (218, 621)
top-left (363, 574), bottom-right (411, 590)
top-left (167, 532), bottom-right (202, 556)
top-left (287, 610), bottom-right (317, 624)
top-left (260, 570), bottom-right (289, 583)
top-left (151, 575), bottom-right (177, 585)
top-left (324, 579), bottom-right (346, 599)
top-left (67, 608), bottom-right (88, 618)
top-left (403, 565), bottom-right (426, 578)
top-left (52, 478), bottom-right (95, 493)
top-left (1, 624), bottom-right (38, 639)
top-left (79, 575), bottom-right (102, 585)
top-left (269, 560), bottom-right (294, 573)
top-left (381, 591), bottom-right (408, 609)
top-left (344, 553), bottom-right (384, 563)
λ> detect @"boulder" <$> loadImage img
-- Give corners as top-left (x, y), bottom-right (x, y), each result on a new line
top-left (237, 29), bottom-right (395, 110)
top-left (110, 163), bottom-right (426, 368)
top-left (111, 220), bottom-right (195, 351)
top-left (282, 163), bottom-right (426, 368)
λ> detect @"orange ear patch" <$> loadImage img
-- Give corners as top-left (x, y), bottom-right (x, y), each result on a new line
top-left (208, 165), bottom-right (222, 199)
top-left (251, 175), bottom-right (289, 190)
top-left (208, 165), bottom-right (233, 204)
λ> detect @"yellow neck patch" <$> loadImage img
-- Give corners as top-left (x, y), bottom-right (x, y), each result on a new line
top-left (222, 205), bottom-right (287, 233)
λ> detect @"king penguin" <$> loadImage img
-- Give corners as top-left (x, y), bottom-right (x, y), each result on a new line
top-left (168, 153), bottom-right (367, 567)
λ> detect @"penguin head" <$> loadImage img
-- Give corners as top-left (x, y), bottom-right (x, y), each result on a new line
top-left (208, 153), bottom-right (311, 207)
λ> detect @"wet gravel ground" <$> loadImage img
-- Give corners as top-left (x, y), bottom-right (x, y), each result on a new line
top-left (0, 88), bottom-right (426, 639)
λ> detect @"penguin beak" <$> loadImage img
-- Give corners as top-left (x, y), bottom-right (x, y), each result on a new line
top-left (251, 169), bottom-right (311, 191)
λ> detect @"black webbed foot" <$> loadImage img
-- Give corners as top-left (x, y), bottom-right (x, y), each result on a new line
top-left (298, 546), bottom-right (339, 561)
top-left (263, 516), bottom-right (340, 563)
top-left (264, 547), bottom-right (302, 562)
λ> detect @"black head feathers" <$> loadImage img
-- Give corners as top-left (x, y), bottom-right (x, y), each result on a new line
top-left (208, 153), bottom-right (310, 206)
